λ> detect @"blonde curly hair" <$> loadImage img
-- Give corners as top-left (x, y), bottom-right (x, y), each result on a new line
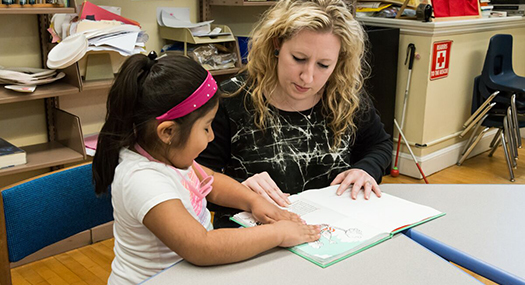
top-left (239, 0), bottom-right (368, 149)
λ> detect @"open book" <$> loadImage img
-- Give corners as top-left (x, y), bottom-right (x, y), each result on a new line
top-left (231, 185), bottom-right (444, 268)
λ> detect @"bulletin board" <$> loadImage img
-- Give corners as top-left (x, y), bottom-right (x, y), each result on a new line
top-left (431, 0), bottom-right (481, 20)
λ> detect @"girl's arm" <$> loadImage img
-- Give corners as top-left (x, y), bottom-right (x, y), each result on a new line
top-left (143, 199), bottom-right (319, 266)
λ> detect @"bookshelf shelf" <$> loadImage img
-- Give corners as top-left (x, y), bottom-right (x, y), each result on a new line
top-left (0, 141), bottom-right (84, 176)
top-left (210, 67), bottom-right (241, 76)
top-left (209, 0), bottom-right (276, 6)
top-left (81, 79), bottom-right (113, 92)
top-left (0, 82), bottom-right (80, 105)
top-left (0, 7), bottom-right (75, 14)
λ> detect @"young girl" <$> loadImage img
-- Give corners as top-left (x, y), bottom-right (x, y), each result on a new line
top-left (92, 53), bottom-right (320, 285)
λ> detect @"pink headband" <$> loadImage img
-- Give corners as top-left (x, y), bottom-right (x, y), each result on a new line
top-left (156, 71), bottom-right (217, 122)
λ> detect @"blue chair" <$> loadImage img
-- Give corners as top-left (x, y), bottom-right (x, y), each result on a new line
top-left (458, 76), bottom-right (525, 181)
top-left (0, 163), bottom-right (113, 285)
top-left (480, 34), bottom-right (525, 109)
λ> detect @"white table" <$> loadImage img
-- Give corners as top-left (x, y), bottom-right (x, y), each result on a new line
top-left (141, 234), bottom-right (480, 284)
top-left (382, 183), bottom-right (525, 285)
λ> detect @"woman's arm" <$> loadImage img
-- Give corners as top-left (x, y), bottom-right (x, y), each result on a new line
top-left (143, 199), bottom-right (319, 266)
top-left (350, 103), bottom-right (393, 182)
top-left (331, 102), bottom-right (392, 199)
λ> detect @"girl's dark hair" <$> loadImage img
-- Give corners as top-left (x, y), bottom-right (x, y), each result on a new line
top-left (92, 54), bottom-right (219, 194)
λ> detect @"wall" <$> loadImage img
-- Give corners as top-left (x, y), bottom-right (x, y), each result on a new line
top-left (209, 5), bottom-right (267, 37)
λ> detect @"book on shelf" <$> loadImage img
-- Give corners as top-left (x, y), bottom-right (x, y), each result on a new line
top-left (231, 185), bottom-right (444, 268)
top-left (0, 138), bottom-right (26, 169)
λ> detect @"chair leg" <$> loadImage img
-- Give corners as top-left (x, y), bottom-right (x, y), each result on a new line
top-left (459, 102), bottom-right (497, 138)
top-left (463, 90), bottom-right (499, 128)
top-left (490, 128), bottom-right (502, 148)
top-left (511, 94), bottom-right (521, 149)
top-left (500, 128), bottom-right (516, 182)
top-left (458, 127), bottom-right (490, 166)
top-left (505, 108), bottom-right (518, 164)
top-left (488, 132), bottom-right (502, 157)
top-left (461, 115), bottom-right (487, 155)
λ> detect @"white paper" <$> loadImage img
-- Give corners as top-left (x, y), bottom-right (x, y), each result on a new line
top-left (156, 7), bottom-right (216, 36)
top-left (160, 10), bottom-right (213, 29)
top-left (89, 32), bottom-right (139, 54)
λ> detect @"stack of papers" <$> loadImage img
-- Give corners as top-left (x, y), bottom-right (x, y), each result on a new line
top-left (47, 23), bottom-right (147, 69)
top-left (46, 2), bottom-right (147, 70)
top-left (0, 67), bottom-right (65, 92)
top-left (156, 7), bottom-right (231, 37)
top-left (81, 22), bottom-right (147, 56)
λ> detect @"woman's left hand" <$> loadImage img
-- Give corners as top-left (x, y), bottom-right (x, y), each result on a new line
top-left (330, 169), bottom-right (382, 200)
top-left (249, 197), bottom-right (302, 224)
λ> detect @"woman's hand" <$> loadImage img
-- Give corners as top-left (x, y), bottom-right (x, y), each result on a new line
top-left (330, 169), bottom-right (382, 200)
top-left (242, 171), bottom-right (291, 207)
top-left (249, 196), bottom-right (302, 224)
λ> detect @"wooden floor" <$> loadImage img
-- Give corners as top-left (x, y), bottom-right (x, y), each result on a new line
top-left (383, 141), bottom-right (525, 184)
top-left (10, 238), bottom-right (114, 285)
top-left (12, 145), bottom-right (524, 284)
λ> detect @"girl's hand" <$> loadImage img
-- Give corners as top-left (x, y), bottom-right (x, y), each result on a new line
top-left (242, 171), bottom-right (291, 207)
top-left (250, 196), bottom-right (302, 224)
top-left (274, 220), bottom-right (321, 247)
top-left (330, 169), bottom-right (382, 200)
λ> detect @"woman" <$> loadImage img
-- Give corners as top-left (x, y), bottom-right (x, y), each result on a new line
top-left (197, 0), bottom-right (392, 227)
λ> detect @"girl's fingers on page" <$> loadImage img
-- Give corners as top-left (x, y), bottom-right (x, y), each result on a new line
top-left (308, 225), bottom-right (321, 241)
top-left (286, 212), bottom-right (303, 223)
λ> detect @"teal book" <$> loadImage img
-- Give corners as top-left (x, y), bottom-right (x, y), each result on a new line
top-left (0, 138), bottom-right (26, 169)
top-left (231, 185), bottom-right (445, 268)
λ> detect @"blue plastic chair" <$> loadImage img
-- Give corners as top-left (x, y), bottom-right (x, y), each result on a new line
top-left (0, 163), bottom-right (113, 285)
top-left (458, 76), bottom-right (525, 181)
top-left (480, 34), bottom-right (525, 108)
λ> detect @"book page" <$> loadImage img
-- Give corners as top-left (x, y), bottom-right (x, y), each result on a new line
top-left (297, 185), bottom-right (443, 233)
top-left (231, 198), bottom-right (347, 227)
top-left (287, 198), bottom-right (347, 225)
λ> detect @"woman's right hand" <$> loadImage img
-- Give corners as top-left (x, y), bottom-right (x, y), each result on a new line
top-left (273, 220), bottom-right (321, 247)
top-left (242, 172), bottom-right (291, 207)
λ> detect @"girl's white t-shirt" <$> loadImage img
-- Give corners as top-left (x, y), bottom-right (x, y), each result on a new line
top-left (108, 148), bottom-right (212, 285)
